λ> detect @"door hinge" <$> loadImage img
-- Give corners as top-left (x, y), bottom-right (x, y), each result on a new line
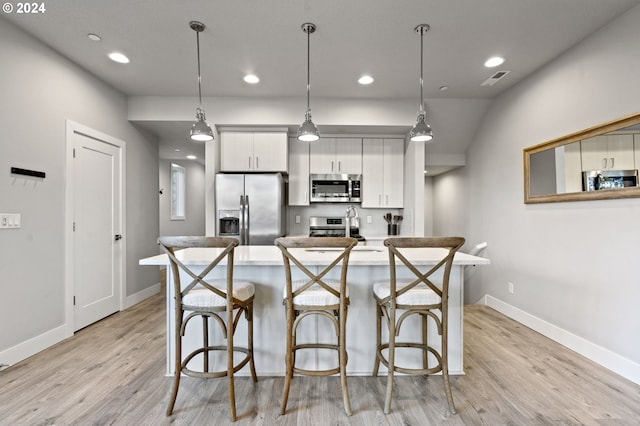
top-left (73, 296), bottom-right (76, 306)
top-left (73, 222), bottom-right (76, 232)
top-left (73, 148), bottom-right (76, 158)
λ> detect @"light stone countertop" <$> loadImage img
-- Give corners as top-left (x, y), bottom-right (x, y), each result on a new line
top-left (139, 245), bottom-right (490, 267)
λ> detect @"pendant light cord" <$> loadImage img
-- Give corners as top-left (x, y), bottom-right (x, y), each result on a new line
top-left (419, 26), bottom-right (424, 114)
top-left (196, 30), bottom-right (203, 107)
top-left (306, 26), bottom-right (311, 112)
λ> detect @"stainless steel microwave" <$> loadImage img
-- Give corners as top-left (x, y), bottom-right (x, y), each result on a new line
top-left (582, 169), bottom-right (638, 191)
top-left (310, 174), bottom-right (361, 203)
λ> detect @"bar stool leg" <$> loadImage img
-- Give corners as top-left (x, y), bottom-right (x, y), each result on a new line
top-left (247, 304), bottom-right (257, 382)
top-left (384, 309), bottom-right (396, 414)
top-left (339, 304), bottom-right (352, 416)
top-left (203, 315), bottom-right (209, 372)
top-left (167, 310), bottom-right (183, 416)
top-left (227, 308), bottom-right (237, 422)
top-left (373, 304), bottom-right (382, 377)
top-left (280, 305), bottom-right (294, 415)
top-left (441, 313), bottom-right (456, 415)
top-left (422, 313), bottom-right (429, 370)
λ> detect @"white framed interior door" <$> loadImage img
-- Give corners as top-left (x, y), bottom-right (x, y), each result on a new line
top-left (65, 121), bottom-right (125, 332)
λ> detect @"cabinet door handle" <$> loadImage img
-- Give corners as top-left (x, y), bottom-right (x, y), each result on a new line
top-left (331, 160), bottom-right (334, 172)
top-left (338, 161), bottom-right (341, 172)
top-left (602, 158), bottom-right (607, 169)
top-left (249, 156), bottom-right (252, 169)
top-left (256, 156), bottom-right (259, 169)
top-left (610, 157), bottom-right (614, 169)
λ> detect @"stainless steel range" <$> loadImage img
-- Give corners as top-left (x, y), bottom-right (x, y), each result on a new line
top-left (308, 216), bottom-right (365, 242)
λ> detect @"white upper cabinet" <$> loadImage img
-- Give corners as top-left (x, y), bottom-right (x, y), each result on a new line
top-left (581, 134), bottom-right (634, 171)
top-left (362, 138), bottom-right (404, 208)
top-left (288, 138), bottom-right (310, 206)
top-left (220, 132), bottom-right (288, 172)
top-left (309, 138), bottom-right (362, 174)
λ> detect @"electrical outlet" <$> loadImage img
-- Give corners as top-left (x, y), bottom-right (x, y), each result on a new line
top-left (0, 213), bottom-right (21, 229)
top-left (508, 282), bottom-right (514, 294)
top-left (295, 215), bottom-right (301, 224)
top-left (367, 215), bottom-right (372, 224)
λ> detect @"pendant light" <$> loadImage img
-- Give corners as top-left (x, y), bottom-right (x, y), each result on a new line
top-left (297, 23), bottom-right (320, 142)
top-left (409, 24), bottom-right (433, 143)
top-left (189, 21), bottom-right (214, 142)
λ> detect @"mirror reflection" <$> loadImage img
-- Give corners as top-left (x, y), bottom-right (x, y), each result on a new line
top-left (524, 113), bottom-right (640, 203)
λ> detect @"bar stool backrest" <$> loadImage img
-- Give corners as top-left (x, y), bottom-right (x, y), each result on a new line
top-left (383, 237), bottom-right (465, 305)
top-left (158, 236), bottom-right (239, 308)
top-left (275, 237), bottom-right (358, 305)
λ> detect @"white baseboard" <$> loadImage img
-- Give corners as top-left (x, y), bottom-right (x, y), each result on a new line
top-left (475, 294), bottom-right (640, 386)
top-left (124, 282), bottom-right (161, 309)
top-left (0, 325), bottom-right (67, 367)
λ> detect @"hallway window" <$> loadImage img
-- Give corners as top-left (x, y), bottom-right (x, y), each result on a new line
top-left (171, 163), bottom-right (185, 220)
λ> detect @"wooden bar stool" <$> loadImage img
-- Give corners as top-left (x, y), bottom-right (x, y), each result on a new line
top-left (275, 237), bottom-right (358, 416)
top-left (159, 236), bottom-right (257, 422)
top-left (372, 237), bottom-right (465, 415)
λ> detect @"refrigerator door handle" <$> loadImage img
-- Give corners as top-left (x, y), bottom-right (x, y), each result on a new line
top-left (244, 195), bottom-right (250, 245)
top-left (239, 195), bottom-right (245, 245)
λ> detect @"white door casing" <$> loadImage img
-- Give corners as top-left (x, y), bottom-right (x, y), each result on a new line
top-left (65, 121), bottom-right (125, 333)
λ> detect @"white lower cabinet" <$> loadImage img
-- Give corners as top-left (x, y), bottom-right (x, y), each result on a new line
top-left (362, 138), bottom-right (404, 208)
top-left (288, 138), bottom-right (310, 205)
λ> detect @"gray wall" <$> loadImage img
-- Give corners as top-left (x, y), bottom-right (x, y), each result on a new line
top-left (434, 5), bottom-right (640, 375)
top-left (159, 159), bottom-right (206, 237)
top-left (0, 18), bottom-right (159, 355)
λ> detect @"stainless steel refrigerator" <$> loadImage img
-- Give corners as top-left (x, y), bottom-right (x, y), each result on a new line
top-left (215, 173), bottom-right (285, 245)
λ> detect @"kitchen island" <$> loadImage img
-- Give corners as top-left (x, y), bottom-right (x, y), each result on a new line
top-left (139, 245), bottom-right (490, 376)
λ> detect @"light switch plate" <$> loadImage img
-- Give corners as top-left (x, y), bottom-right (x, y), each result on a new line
top-left (0, 213), bottom-right (21, 229)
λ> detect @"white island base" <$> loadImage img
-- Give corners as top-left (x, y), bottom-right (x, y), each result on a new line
top-left (139, 245), bottom-right (489, 377)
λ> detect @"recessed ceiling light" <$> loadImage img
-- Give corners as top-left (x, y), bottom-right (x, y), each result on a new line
top-left (484, 56), bottom-right (504, 68)
top-left (439, 86), bottom-right (449, 91)
top-left (108, 52), bottom-right (130, 64)
top-left (87, 33), bottom-right (101, 42)
top-left (174, 148), bottom-right (181, 152)
top-left (358, 75), bottom-right (374, 85)
top-left (244, 74), bottom-right (260, 84)
top-left (186, 155), bottom-right (197, 160)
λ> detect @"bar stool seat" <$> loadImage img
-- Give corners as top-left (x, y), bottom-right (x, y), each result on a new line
top-left (185, 280), bottom-right (254, 307)
top-left (286, 279), bottom-right (347, 305)
top-left (373, 280), bottom-right (440, 305)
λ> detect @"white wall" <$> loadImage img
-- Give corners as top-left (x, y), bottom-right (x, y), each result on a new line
top-left (0, 18), bottom-right (159, 363)
top-left (435, 5), bottom-right (640, 382)
top-left (159, 159), bottom-right (206, 237)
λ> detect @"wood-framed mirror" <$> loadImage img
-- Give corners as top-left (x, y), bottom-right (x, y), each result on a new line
top-left (524, 112), bottom-right (640, 204)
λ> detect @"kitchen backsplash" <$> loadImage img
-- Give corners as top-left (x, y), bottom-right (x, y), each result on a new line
top-left (287, 204), bottom-right (403, 237)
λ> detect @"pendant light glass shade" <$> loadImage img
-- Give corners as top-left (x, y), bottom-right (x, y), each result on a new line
top-left (297, 23), bottom-right (319, 142)
top-left (410, 24), bottom-right (434, 143)
top-left (189, 21), bottom-right (214, 142)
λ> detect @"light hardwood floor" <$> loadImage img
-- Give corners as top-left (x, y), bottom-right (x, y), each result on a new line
top-left (1, 288), bottom-right (639, 425)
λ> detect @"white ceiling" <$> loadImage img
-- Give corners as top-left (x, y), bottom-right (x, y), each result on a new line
top-left (5, 0), bottom-right (640, 170)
